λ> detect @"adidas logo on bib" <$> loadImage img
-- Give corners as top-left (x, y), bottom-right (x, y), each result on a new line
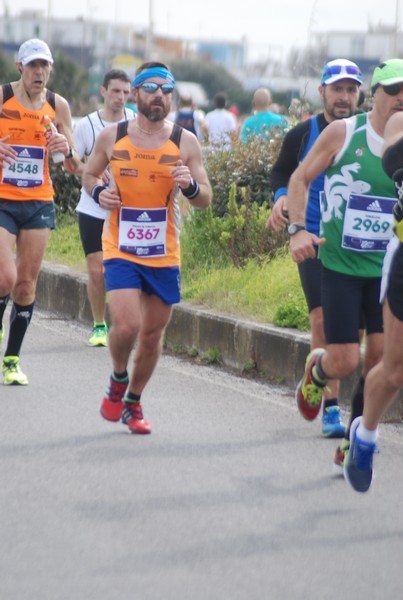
top-left (366, 199), bottom-right (382, 212)
top-left (137, 212), bottom-right (152, 222)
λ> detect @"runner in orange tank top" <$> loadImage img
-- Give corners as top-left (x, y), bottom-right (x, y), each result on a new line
top-left (0, 38), bottom-right (80, 385)
top-left (83, 61), bottom-right (212, 434)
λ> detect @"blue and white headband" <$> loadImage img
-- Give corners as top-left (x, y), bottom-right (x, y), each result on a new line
top-left (133, 67), bottom-right (175, 88)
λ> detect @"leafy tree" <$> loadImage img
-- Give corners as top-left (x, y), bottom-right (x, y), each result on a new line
top-left (48, 50), bottom-right (88, 113)
top-left (171, 59), bottom-right (252, 113)
top-left (0, 50), bottom-right (19, 83)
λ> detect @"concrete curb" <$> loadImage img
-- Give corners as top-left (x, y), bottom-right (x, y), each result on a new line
top-left (36, 261), bottom-right (403, 422)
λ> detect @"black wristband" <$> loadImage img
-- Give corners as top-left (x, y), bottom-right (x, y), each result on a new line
top-left (181, 178), bottom-right (200, 200)
top-left (91, 185), bottom-right (106, 204)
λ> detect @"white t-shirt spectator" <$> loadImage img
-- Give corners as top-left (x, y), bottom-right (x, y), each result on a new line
top-left (204, 108), bottom-right (237, 150)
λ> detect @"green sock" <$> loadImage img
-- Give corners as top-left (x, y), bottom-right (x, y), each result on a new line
top-left (124, 391), bottom-right (141, 404)
top-left (112, 370), bottom-right (128, 382)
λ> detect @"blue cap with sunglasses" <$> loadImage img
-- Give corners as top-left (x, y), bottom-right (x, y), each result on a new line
top-left (321, 59), bottom-right (362, 86)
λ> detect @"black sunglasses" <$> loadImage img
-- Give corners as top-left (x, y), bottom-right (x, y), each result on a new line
top-left (381, 83), bottom-right (403, 96)
top-left (138, 82), bottom-right (174, 95)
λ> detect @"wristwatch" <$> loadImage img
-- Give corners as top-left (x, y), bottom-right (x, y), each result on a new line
top-left (288, 223), bottom-right (306, 236)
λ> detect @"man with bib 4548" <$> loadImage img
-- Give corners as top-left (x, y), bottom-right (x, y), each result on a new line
top-left (287, 59), bottom-right (403, 469)
top-left (0, 39), bottom-right (79, 385)
top-left (83, 62), bottom-right (212, 434)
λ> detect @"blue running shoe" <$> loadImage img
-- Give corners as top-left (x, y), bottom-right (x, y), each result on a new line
top-left (322, 406), bottom-right (346, 438)
top-left (344, 417), bottom-right (377, 493)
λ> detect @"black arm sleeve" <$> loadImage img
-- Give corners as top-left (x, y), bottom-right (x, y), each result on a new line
top-left (270, 121), bottom-right (310, 194)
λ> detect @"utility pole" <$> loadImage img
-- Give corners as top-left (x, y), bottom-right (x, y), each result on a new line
top-left (145, 0), bottom-right (154, 59)
top-left (47, 0), bottom-right (53, 45)
top-left (394, 0), bottom-right (400, 57)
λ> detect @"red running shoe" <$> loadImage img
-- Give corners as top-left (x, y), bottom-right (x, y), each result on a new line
top-left (100, 376), bottom-right (128, 422)
top-left (122, 402), bottom-right (152, 434)
top-left (295, 348), bottom-right (326, 421)
top-left (334, 439), bottom-right (350, 470)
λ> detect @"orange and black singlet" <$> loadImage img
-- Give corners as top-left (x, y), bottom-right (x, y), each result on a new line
top-left (105, 121), bottom-right (183, 267)
top-left (0, 83), bottom-right (56, 201)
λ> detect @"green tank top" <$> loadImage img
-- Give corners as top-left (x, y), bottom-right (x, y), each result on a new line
top-left (319, 113), bottom-right (396, 277)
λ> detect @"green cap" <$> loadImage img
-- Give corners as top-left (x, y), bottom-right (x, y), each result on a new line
top-left (371, 59), bottom-right (403, 87)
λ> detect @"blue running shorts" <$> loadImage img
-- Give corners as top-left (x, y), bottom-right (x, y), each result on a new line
top-left (103, 258), bottom-right (181, 305)
top-left (0, 199), bottom-right (56, 234)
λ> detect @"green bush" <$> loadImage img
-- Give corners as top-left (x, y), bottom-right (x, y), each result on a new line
top-left (50, 163), bottom-right (81, 218)
top-left (273, 290), bottom-right (310, 330)
top-left (181, 181), bottom-right (287, 270)
top-left (203, 133), bottom-right (284, 217)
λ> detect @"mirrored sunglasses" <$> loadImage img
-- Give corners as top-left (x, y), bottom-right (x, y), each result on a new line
top-left (381, 83), bottom-right (403, 96)
top-left (322, 64), bottom-right (361, 82)
top-left (138, 82), bottom-right (174, 95)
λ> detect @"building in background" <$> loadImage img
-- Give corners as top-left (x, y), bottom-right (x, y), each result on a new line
top-left (0, 11), bottom-right (402, 109)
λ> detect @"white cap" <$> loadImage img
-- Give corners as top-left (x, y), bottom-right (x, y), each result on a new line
top-left (17, 39), bottom-right (53, 65)
top-left (321, 58), bottom-right (362, 86)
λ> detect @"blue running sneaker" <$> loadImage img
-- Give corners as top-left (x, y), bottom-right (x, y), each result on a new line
top-left (322, 406), bottom-right (346, 438)
top-left (344, 417), bottom-right (377, 493)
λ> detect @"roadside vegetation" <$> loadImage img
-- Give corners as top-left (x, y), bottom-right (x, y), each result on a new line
top-left (46, 133), bottom-right (310, 331)
top-left (0, 46), bottom-right (309, 331)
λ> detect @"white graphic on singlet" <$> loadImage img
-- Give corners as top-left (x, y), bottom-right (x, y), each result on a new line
top-left (322, 163), bottom-right (371, 223)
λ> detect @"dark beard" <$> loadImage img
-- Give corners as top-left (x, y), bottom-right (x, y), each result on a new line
top-left (137, 97), bottom-right (169, 121)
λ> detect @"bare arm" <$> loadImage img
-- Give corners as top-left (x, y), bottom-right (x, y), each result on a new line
top-left (288, 120), bottom-right (346, 262)
top-left (172, 129), bottom-right (212, 210)
top-left (0, 87), bottom-right (18, 167)
top-left (266, 195), bottom-right (288, 231)
top-left (382, 111), bottom-right (403, 224)
top-left (82, 125), bottom-right (121, 210)
top-left (54, 94), bottom-right (81, 173)
top-left (383, 111), bottom-right (403, 154)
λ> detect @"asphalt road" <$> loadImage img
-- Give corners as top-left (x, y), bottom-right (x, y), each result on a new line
top-left (1, 310), bottom-right (403, 600)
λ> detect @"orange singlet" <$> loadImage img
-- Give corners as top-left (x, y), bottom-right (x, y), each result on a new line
top-left (105, 121), bottom-right (183, 267)
top-left (0, 83), bottom-right (56, 201)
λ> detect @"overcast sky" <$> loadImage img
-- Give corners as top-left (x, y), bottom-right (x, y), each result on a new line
top-left (8, 0), bottom-right (402, 60)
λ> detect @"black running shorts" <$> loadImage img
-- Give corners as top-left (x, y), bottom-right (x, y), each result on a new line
top-left (321, 266), bottom-right (383, 344)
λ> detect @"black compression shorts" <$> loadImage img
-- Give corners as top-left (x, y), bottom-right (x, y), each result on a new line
top-left (322, 266), bottom-right (383, 344)
top-left (78, 212), bottom-right (104, 256)
top-left (297, 256), bottom-right (322, 312)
